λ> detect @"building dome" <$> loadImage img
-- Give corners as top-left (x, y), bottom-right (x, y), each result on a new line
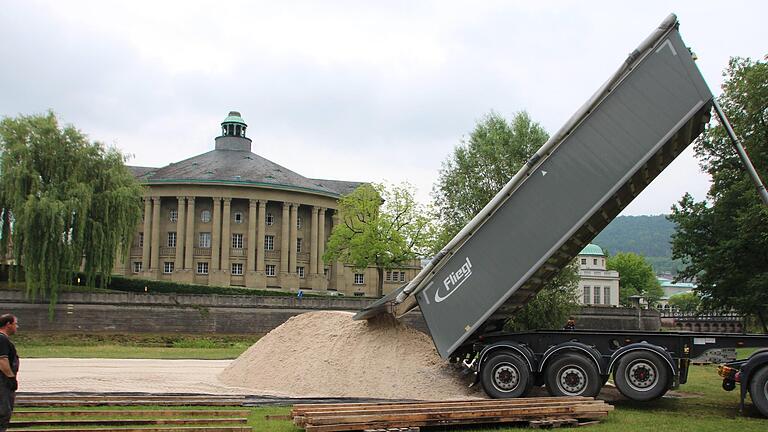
top-left (579, 243), bottom-right (605, 256)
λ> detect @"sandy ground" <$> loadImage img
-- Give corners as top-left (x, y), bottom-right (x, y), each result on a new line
top-left (20, 358), bottom-right (255, 394)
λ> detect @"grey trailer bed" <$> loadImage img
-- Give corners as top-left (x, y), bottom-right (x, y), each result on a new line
top-left (355, 14), bottom-right (714, 359)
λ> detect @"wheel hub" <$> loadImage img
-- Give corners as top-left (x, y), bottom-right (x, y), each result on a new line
top-left (628, 361), bottom-right (657, 390)
top-left (494, 364), bottom-right (520, 391)
top-left (559, 366), bottom-right (586, 394)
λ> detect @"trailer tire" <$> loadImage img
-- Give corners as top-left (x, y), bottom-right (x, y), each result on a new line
top-left (614, 351), bottom-right (669, 401)
top-left (748, 365), bottom-right (768, 418)
top-left (481, 352), bottom-right (532, 399)
top-left (544, 353), bottom-right (601, 397)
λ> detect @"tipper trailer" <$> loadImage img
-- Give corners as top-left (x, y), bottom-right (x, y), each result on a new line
top-left (355, 14), bottom-right (768, 416)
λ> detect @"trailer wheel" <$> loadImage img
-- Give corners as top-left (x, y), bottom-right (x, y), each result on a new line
top-left (614, 351), bottom-right (669, 401)
top-left (748, 365), bottom-right (768, 418)
top-left (544, 353), bottom-right (601, 397)
top-left (481, 352), bottom-right (532, 399)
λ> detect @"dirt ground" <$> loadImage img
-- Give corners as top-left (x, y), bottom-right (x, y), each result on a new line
top-left (20, 358), bottom-right (254, 394)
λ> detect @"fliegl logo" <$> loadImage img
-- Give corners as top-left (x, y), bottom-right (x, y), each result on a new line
top-left (435, 257), bottom-right (473, 303)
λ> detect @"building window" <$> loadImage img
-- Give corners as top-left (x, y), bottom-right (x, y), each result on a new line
top-left (132, 261), bottom-right (143, 273)
top-left (200, 209), bottom-right (211, 223)
top-left (232, 233), bottom-right (243, 249)
top-left (163, 262), bottom-right (174, 274)
top-left (266, 212), bottom-right (274, 226)
top-left (233, 211), bottom-right (243, 224)
top-left (583, 286), bottom-right (590, 304)
top-left (169, 209), bottom-right (178, 222)
top-left (296, 238), bottom-right (303, 253)
top-left (354, 292), bottom-right (365, 297)
top-left (324, 267), bottom-right (329, 277)
top-left (399, 271), bottom-right (406, 282)
top-left (266, 264), bottom-right (276, 276)
top-left (604, 286), bottom-right (611, 305)
top-left (297, 266), bottom-right (305, 278)
top-left (197, 262), bottom-right (209, 274)
top-left (231, 263), bottom-right (243, 275)
top-left (167, 232), bottom-right (177, 248)
top-left (581, 258), bottom-right (587, 265)
top-left (264, 235), bottom-right (274, 250)
top-left (354, 273), bottom-right (364, 285)
top-left (138, 232), bottom-right (144, 248)
top-left (594, 287), bottom-right (601, 305)
top-left (297, 216), bottom-right (302, 229)
top-left (199, 232), bottom-right (211, 248)
top-left (385, 271), bottom-right (391, 282)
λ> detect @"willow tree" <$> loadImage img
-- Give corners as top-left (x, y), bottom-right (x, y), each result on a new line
top-left (0, 112), bottom-right (143, 308)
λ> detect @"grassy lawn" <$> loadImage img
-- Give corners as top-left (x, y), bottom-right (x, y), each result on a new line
top-left (15, 332), bottom-right (259, 359)
top-left (11, 335), bottom-right (768, 430)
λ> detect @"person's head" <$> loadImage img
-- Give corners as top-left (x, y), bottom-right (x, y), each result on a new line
top-left (0, 314), bottom-right (18, 336)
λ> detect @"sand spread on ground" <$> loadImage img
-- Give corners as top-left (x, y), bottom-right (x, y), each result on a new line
top-left (218, 310), bottom-right (479, 400)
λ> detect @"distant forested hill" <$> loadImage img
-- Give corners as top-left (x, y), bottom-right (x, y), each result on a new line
top-left (592, 215), bottom-right (682, 274)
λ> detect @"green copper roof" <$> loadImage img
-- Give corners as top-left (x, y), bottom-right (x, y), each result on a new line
top-left (222, 111), bottom-right (247, 126)
top-left (579, 244), bottom-right (605, 256)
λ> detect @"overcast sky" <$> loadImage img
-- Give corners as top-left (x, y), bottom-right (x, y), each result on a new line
top-left (1, 1), bottom-right (766, 215)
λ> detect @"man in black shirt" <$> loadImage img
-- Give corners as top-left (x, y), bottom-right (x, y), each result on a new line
top-left (0, 314), bottom-right (19, 432)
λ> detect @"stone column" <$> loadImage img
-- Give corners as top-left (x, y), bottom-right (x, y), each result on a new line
top-left (141, 198), bottom-right (152, 272)
top-left (247, 200), bottom-right (257, 272)
top-left (149, 196), bottom-right (161, 273)
top-left (184, 197), bottom-right (195, 270)
top-left (318, 207), bottom-right (327, 289)
top-left (280, 202), bottom-right (290, 276)
top-left (211, 197), bottom-right (221, 271)
top-left (182, 197), bottom-right (195, 283)
top-left (310, 206), bottom-right (319, 275)
top-left (175, 196), bottom-right (186, 270)
top-left (221, 198), bottom-right (232, 275)
top-left (289, 203), bottom-right (299, 274)
top-left (257, 201), bottom-right (266, 272)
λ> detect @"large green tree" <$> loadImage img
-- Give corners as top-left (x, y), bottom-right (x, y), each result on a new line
top-left (432, 111), bottom-right (579, 330)
top-left (0, 112), bottom-right (144, 308)
top-left (669, 56), bottom-right (768, 332)
top-left (323, 182), bottom-right (433, 297)
top-left (607, 252), bottom-right (664, 306)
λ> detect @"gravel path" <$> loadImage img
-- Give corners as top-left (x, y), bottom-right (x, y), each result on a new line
top-left (20, 358), bottom-right (253, 394)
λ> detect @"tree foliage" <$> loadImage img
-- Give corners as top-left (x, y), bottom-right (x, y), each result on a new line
top-left (668, 292), bottom-right (701, 313)
top-left (0, 112), bottom-right (143, 309)
top-left (431, 111), bottom-right (549, 248)
top-left (323, 182), bottom-right (433, 297)
top-left (669, 56), bottom-right (768, 332)
top-left (606, 252), bottom-right (664, 306)
top-left (505, 261), bottom-right (580, 331)
top-left (432, 111), bottom-right (579, 329)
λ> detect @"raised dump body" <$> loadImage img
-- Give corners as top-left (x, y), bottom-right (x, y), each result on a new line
top-left (355, 14), bottom-right (714, 359)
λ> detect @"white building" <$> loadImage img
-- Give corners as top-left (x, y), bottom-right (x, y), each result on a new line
top-left (577, 244), bottom-right (620, 307)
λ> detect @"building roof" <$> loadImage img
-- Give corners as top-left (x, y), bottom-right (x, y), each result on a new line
top-left (579, 243), bottom-right (605, 256)
top-left (127, 111), bottom-right (365, 198)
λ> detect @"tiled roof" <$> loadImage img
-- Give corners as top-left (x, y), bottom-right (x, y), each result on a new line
top-left (128, 148), bottom-right (352, 197)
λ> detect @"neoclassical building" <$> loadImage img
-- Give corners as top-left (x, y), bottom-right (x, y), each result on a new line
top-left (114, 112), bottom-right (420, 296)
top-left (576, 244), bottom-right (620, 307)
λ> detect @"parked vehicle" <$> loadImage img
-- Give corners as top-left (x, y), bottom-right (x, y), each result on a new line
top-left (355, 14), bottom-right (768, 417)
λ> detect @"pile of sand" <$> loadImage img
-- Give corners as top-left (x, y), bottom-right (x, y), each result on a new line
top-left (218, 310), bottom-right (478, 400)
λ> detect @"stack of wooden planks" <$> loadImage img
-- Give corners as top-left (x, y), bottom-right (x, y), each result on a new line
top-left (292, 397), bottom-right (613, 431)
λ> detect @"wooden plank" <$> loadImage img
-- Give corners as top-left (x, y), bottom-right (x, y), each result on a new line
top-left (296, 399), bottom-right (606, 418)
top-left (10, 417), bottom-right (248, 427)
top-left (303, 404), bottom-right (604, 426)
top-left (16, 400), bottom-right (247, 407)
top-left (12, 410), bottom-right (249, 418)
top-left (12, 428), bottom-right (252, 432)
top-left (295, 404), bottom-right (610, 427)
top-left (16, 395), bottom-right (246, 401)
top-left (292, 397), bottom-right (594, 415)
